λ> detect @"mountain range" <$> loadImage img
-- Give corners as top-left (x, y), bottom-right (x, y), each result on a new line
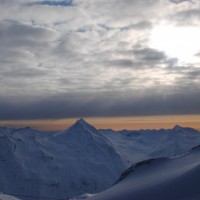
top-left (1, 119), bottom-right (200, 199)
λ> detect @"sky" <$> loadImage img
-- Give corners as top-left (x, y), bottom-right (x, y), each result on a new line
top-left (0, 0), bottom-right (200, 130)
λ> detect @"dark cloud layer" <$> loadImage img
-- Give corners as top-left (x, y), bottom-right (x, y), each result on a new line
top-left (0, 90), bottom-right (200, 120)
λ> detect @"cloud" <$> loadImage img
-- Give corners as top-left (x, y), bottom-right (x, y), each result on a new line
top-left (0, 0), bottom-right (200, 120)
top-left (169, 0), bottom-right (200, 25)
top-left (0, 90), bottom-right (200, 120)
top-left (127, 21), bottom-right (153, 30)
top-left (133, 47), bottom-right (167, 62)
top-left (0, 21), bottom-right (58, 43)
top-left (103, 46), bottom-right (178, 69)
top-left (169, 0), bottom-right (192, 4)
top-left (98, 20), bottom-right (153, 32)
top-left (0, 20), bottom-right (58, 68)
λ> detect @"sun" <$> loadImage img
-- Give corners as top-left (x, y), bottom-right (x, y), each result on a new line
top-left (149, 25), bottom-right (200, 65)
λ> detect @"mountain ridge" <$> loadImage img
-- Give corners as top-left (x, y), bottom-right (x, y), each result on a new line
top-left (1, 119), bottom-right (200, 199)
top-left (88, 143), bottom-right (200, 200)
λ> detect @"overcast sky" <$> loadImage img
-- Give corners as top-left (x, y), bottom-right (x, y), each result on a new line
top-left (0, 0), bottom-right (200, 120)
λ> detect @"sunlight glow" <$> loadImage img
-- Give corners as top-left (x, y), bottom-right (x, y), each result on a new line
top-left (150, 25), bottom-right (200, 64)
top-left (1, 115), bottom-right (200, 131)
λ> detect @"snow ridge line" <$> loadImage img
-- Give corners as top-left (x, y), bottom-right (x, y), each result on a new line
top-left (2, 193), bottom-right (70, 200)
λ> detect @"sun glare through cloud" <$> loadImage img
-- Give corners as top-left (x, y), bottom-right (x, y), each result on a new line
top-left (150, 25), bottom-right (200, 65)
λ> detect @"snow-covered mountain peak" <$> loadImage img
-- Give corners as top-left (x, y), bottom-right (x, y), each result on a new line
top-left (76, 118), bottom-right (88, 125)
top-left (17, 127), bottom-right (35, 131)
top-left (55, 119), bottom-right (107, 144)
top-left (173, 125), bottom-right (184, 130)
top-left (72, 118), bottom-right (93, 129)
top-left (64, 118), bottom-right (99, 136)
top-left (172, 125), bottom-right (200, 135)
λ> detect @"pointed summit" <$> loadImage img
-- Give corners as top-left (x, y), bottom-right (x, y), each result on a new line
top-left (70, 118), bottom-right (95, 131)
top-left (173, 125), bottom-right (183, 131)
top-left (68, 118), bottom-right (99, 135)
top-left (74, 118), bottom-right (90, 127)
top-left (55, 118), bottom-right (107, 143)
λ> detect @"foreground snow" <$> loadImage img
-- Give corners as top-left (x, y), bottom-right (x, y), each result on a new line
top-left (1, 119), bottom-right (200, 199)
top-left (69, 193), bottom-right (96, 200)
top-left (0, 193), bottom-right (20, 200)
top-left (88, 145), bottom-right (200, 200)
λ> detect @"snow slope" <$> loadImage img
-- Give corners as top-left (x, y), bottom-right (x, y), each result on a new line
top-left (0, 193), bottom-right (20, 200)
top-left (88, 145), bottom-right (200, 200)
top-left (0, 119), bottom-right (125, 199)
top-left (100, 125), bottom-right (200, 163)
top-left (1, 119), bottom-right (200, 199)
